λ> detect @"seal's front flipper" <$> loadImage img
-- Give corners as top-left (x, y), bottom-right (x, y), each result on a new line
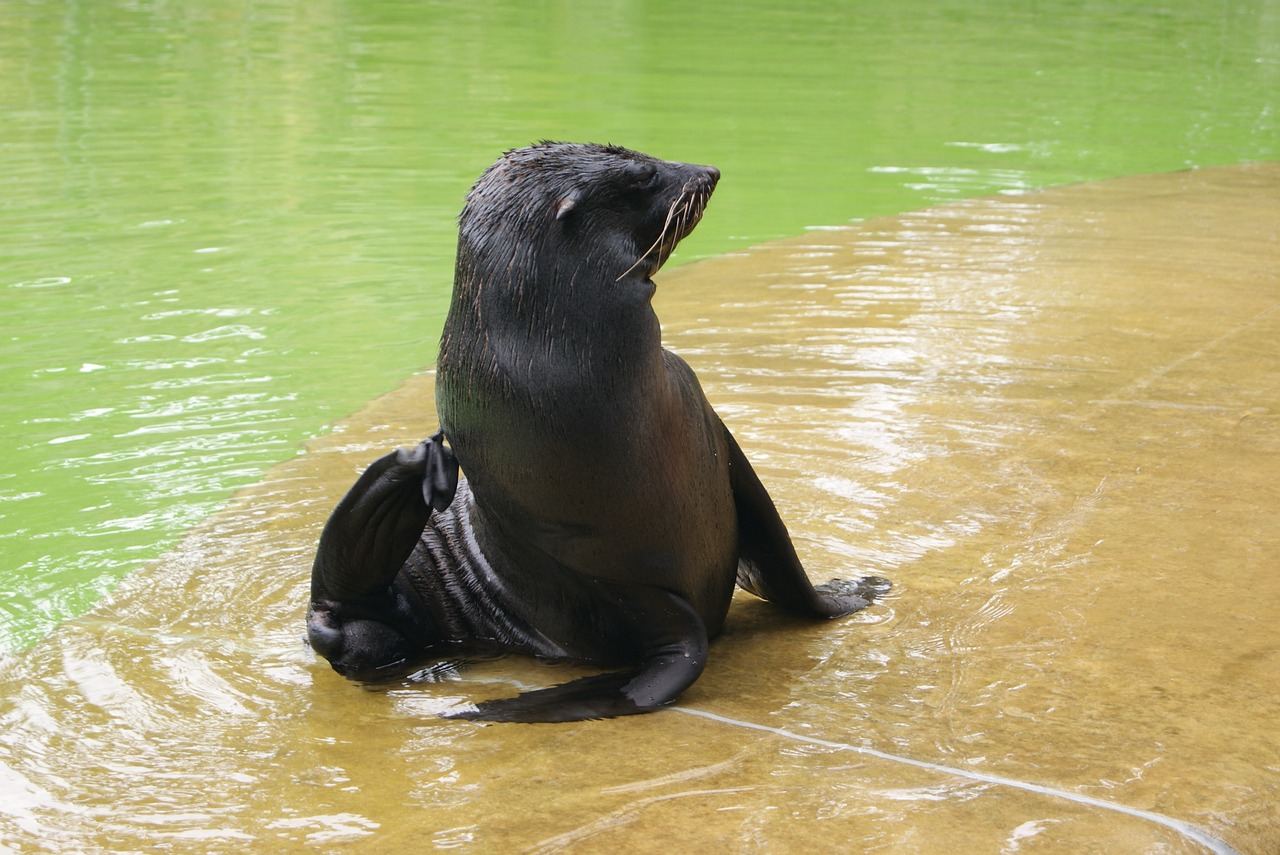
top-left (444, 670), bottom-right (643, 723)
top-left (444, 587), bottom-right (709, 723)
top-left (723, 423), bottom-right (889, 618)
top-left (813, 575), bottom-right (892, 610)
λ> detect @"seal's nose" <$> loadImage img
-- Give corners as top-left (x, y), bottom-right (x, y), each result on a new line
top-left (704, 165), bottom-right (721, 183)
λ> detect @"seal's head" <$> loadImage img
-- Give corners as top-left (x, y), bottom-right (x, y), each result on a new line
top-left (457, 142), bottom-right (720, 290)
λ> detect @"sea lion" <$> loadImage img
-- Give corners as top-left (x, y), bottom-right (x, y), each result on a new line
top-left (307, 142), bottom-right (889, 722)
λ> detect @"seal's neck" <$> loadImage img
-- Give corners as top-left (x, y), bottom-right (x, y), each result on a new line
top-left (438, 244), bottom-right (664, 396)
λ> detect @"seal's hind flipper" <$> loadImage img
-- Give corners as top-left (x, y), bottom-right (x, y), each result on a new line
top-left (723, 423), bottom-right (888, 617)
top-left (311, 442), bottom-right (435, 603)
top-left (422, 429), bottom-right (458, 512)
top-left (444, 586), bottom-right (708, 723)
top-left (308, 441), bottom-right (444, 680)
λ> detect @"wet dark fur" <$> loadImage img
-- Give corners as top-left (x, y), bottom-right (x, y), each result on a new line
top-left (307, 142), bottom-right (889, 722)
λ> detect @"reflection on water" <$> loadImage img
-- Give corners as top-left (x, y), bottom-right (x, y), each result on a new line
top-left (1, 164), bottom-right (1275, 852)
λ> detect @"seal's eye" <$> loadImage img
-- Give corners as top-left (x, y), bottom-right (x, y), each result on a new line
top-left (631, 163), bottom-right (660, 191)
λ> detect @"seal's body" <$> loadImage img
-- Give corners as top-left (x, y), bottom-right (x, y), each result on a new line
top-left (307, 143), bottom-right (888, 722)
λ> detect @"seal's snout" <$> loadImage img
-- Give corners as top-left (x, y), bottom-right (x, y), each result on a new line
top-left (685, 164), bottom-right (719, 193)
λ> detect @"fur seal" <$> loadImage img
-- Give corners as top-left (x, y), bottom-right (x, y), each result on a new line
top-left (307, 142), bottom-right (889, 722)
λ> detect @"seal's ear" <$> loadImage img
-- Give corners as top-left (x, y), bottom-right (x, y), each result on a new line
top-left (554, 192), bottom-right (579, 221)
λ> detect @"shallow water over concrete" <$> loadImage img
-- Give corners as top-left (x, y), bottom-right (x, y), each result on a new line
top-left (1, 163), bottom-right (1276, 852)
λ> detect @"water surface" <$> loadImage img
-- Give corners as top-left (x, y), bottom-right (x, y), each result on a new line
top-left (1, 164), bottom-right (1275, 852)
top-left (3, 0), bottom-right (1278, 648)
top-left (3, 3), bottom-right (1279, 851)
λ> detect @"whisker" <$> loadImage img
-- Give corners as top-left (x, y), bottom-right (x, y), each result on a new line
top-left (614, 177), bottom-right (712, 282)
top-left (616, 191), bottom-right (683, 281)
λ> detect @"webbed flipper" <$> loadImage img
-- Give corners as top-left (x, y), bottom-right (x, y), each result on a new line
top-left (307, 438), bottom-right (449, 681)
top-left (444, 585), bottom-right (708, 723)
top-left (724, 423), bottom-right (889, 617)
top-left (422, 429), bottom-right (458, 512)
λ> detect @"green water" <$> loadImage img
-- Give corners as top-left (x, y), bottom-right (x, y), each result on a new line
top-left (2, 0), bottom-right (1277, 652)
